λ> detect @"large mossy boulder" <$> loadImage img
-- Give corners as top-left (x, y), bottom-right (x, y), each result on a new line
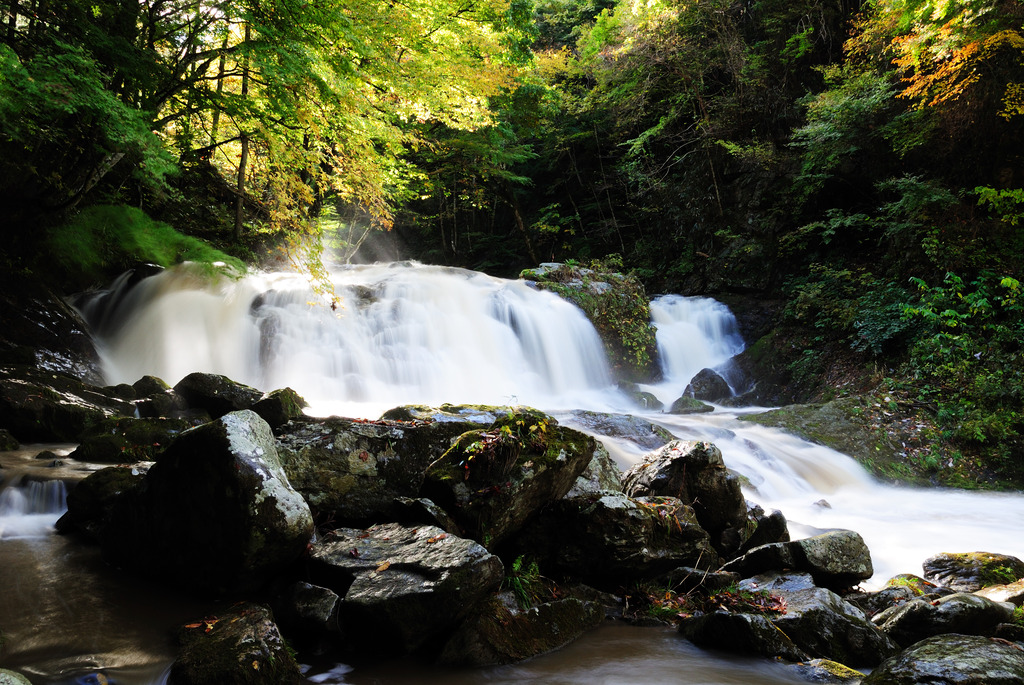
top-left (308, 523), bottom-right (504, 654)
top-left (68, 416), bottom-right (199, 463)
top-left (922, 551), bottom-right (1024, 592)
top-left (520, 262), bottom-right (660, 384)
top-left (861, 634), bottom-right (1024, 685)
top-left (561, 410), bottom-right (675, 452)
top-left (275, 413), bottom-right (486, 526)
top-left (0, 365), bottom-right (134, 442)
top-left (872, 592), bottom-right (1014, 647)
top-left (422, 409), bottom-right (598, 547)
top-left (56, 465), bottom-right (147, 541)
top-left (621, 440), bottom-right (746, 555)
top-left (511, 491), bottom-right (718, 589)
top-left (172, 372), bottom-right (265, 419)
top-left (170, 602), bottom-right (301, 685)
top-left (437, 593), bottom-right (604, 666)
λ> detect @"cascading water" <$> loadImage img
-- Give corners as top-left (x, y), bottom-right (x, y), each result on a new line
top-left (0, 477), bottom-right (67, 539)
top-left (6, 260), bottom-right (1024, 684)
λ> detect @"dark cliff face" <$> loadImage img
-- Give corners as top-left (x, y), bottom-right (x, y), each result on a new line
top-left (0, 269), bottom-right (104, 384)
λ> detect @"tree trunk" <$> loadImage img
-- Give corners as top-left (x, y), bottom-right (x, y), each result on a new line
top-left (209, 35), bottom-right (228, 149)
top-left (233, 24), bottom-right (250, 243)
top-left (509, 193), bottom-right (539, 265)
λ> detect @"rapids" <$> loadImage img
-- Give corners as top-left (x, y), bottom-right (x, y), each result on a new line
top-left (2, 260), bottom-right (1023, 684)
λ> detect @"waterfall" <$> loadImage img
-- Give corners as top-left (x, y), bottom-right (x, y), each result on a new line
top-left (90, 262), bottom-right (617, 418)
top-left (82, 262), bottom-right (1024, 586)
top-left (0, 478), bottom-right (68, 539)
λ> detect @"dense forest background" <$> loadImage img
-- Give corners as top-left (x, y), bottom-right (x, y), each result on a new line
top-left (2, 0), bottom-right (1024, 486)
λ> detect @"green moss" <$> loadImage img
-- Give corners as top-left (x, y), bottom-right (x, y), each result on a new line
top-left (522, 259), bottom-right (659, 383)
top-left (44, 204), bottom-right (245, 288)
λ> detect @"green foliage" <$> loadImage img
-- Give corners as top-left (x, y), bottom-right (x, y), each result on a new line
top-left (503, 555), bottom-right (546, 609)
top-left (46, 205), bottom-right (245, 287)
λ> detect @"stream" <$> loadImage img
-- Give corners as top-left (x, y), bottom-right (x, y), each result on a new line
top-left (2, 261), bottom-right (1023, 684)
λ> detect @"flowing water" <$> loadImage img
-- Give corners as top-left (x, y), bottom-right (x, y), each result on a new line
top-left (3, 261), bottom-right (1024, 684)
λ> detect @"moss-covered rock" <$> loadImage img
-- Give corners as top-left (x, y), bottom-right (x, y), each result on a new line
top-left (520, 262), bottom-right (660, 384)
top-left (862, 633), bottom-right (1024, 684)
top-left (423, 409), bottom-right (598, 548)
top-left (172, 372), bottom-right (264, 419)
top-left (873, 592), bottom-right (1013, 647)
top-left (0, 429), bottom-right (18, 451)
top-left (923, 552), bottom-right (1024, 592)
top-left (679, 610), bottom-right (809, 662)
top-left (55, 465), bottom-right (147, 542)
top-left (0, 365), bottom-right (134, 442)
top-left (171, 602), bottom-right (301, 685)
top-left (668, 396), bottom-right (715, 414)
top-left (250, 388), bottom-right (307, 428)
top-left (68, 416), bottom-right (200, 463)
top-left (791, 659), bottom-right (866, 683)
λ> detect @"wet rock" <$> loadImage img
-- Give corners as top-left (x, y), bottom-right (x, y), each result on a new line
top-left (567, 441), bottom-right (621, 496)
top-left (791, 659), bottom-right (866, 683)
top-left (667, 396), bottom-right (715, 414)
top-left (0, 669), bottom-right (32, 685)
top-left (847, 585), bottom-right (920, 620)
top-left (55, 465), bottom-right (146, 541)
top-left (172, 372), bottom-right (264, 419)
top-left (861, 633), bottom-right (1024, 685)
top-left (976, 578), bottom-right (1024, 605)
top-left (873, 592), bottom-right (1013, 647)
top-left (170, 602), bottom-right (301, 685)
top-left (724, 530), bottom-right (873, 590)
top-left (0, 366), bottom-right (134, 442)
top-left (0, 271), bottom-right (104, 384)
top-left (88, 411), bottom-right (313, 593)
top-left (271, 582), bottom-right (342, 650)
top-left (922, 551), bottom-right (1024, 592)
top-left (309, 523), bottom-right (504, 653)
top-left (661, 567), bottom-right (741, 594)
top-left (276, 415), bottom-right (469, 525)
top-left (511, 491), bottom-right (718, 589)
top-left (380, 403), bottom-right (506, 425)
top-left (735, 504), bottom-right (790, 556)
top-left (769, 586), bottom-right (900, 666)
top-left (250, 388), bottom-right (307, 429)
top-left (738, 571), bottom-right (818, 594)
top-left (437, 592), bottom-right (604, 666)
top-left (683, 368), bottom-right (733, 402)
top-left (68, 416), bottom-right (199, 463)
top-left (392, 497), bottom-right (463, 535)
top-left (562, 410), bottom-right (675, 451)
top-left (679, 611), bottom-right (808, 662)
top-left (132, 375), bottom-right (171, 397)
top-left (621, 440), bottom-right (746, 556)
top-left (0, 429), bottom-right (18, 451)
top-left (423, 410), bottom-right (598, 547)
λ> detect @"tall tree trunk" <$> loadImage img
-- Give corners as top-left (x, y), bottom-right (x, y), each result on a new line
top-left (508, 193), bottom-right (539, 265)
top-left (209, 35), bottom-right (228, 149)
top-left (7, 0), bottom-right (17, 41)
top-left (234, 24), bottom-right (250, 243)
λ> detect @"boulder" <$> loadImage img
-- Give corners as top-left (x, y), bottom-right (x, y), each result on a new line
top-left (380, 403), bottom-right (508, 424)
top-left (275, 415), bottom-right (472, 525)
top-left (271, 582), bottom-right (342, 651)
top-left (170, 602), bottom-right (301, 685)
top-left (55, 465), bottom-right (146, 541)
top-left (567, 441), bottom-right (622, 496)
top-left (724, 530), bottom-right (873, 590)
top-left (562, 410), bottom-right (675, 451)
top-left (667, 397), bottom-right (715, 415)
top-left (511, 491), bottom-right (718, 589)
top-left (0, 365), bottom-right (134, 442)
top-left (735, 505), bottom-right (790, 556)
top-left (250, 388), bottom-right (307, 428)
top-left (769, 586), bottom-right (900, 667)
top-left (308, 523), bottom-right (504, 653)
top-left (861, 634), bottom-right (1024, 684)
top-left (0, 271), bottom-right (104, 384)
top-left (621, 440), bottom-right (746, 556)
top-left (683, 368), bottom-right (733, 401)
top-left (172, 372), bottom-right (264, 419)
top-left (133, 377), bottom-right (194, 420)
top-left (93, 410), bottom-right (314, 593)
top-left (873, 592), bottom-right (1014, 647)
top-left (922, 552), bottom-right (1024, 592)
top-left (68, 416), bottom-right (198, 463)
top-left (422, 410), bottom-right (598, 547)
top-left (0, 429), bottom-right (18, 450)
top-left (976, 578), bottom-right (1024, 605)
top-left (437, 593), bottom-right (604, 666)
top-left (791, 659), bottom-right (866, 684)
top-left (679, 611), bottom-right (808, 662)
top-left (0, 669), bottom-right (32, 685)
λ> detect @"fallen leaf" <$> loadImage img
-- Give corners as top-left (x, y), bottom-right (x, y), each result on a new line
top-left (427, 533), bottom-right (447, 543)
top-left (376, 561), bottom-right (391, 572)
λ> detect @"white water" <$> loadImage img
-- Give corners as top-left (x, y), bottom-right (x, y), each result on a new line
top-left (84, 261), bottom-right (1024, 588)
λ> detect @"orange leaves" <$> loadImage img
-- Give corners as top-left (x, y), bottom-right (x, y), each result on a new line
top-left (184, 617), bottom-right (220, 633)
top-left (426, 533), bottom-right (447, 543)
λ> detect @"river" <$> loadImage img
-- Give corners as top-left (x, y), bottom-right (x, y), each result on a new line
top-left (2, 261), bottom-right (1022, 684)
